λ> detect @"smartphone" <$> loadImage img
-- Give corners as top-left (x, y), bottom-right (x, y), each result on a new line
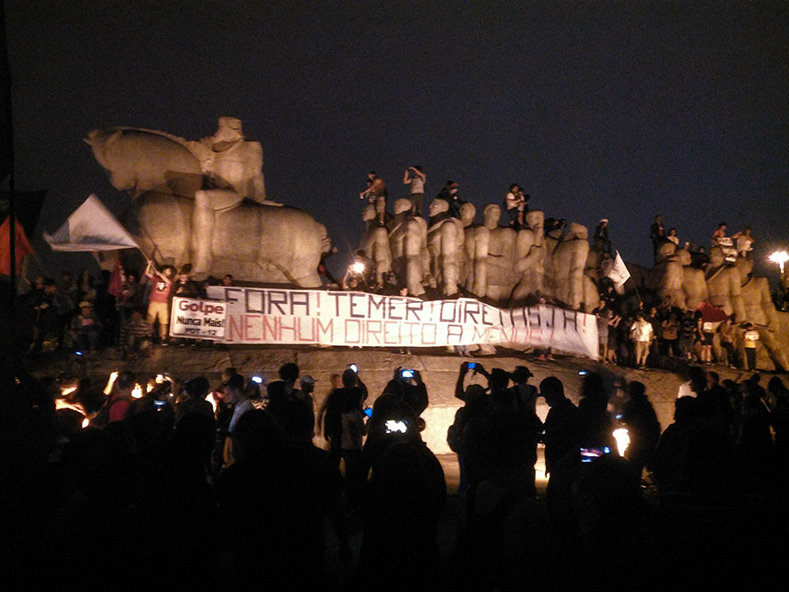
top-left (349, 364), bottom-right (358, 373)
top-left (385, 419), bottom-right (408, 434)
top-left (467, 362), bottom-right (476, 369)
top-left (363, 406), bottom-right (373, 418)
top-left (401, 369), bottom-right (415, 379)
top-left (578, 370), bottom-right (588, 376)
top-left (580, 446), bottom-right (611, 463)
top-left (251, 376), bottom-right (263, 384)
top-left (153, 400), bottom-right (167, 409)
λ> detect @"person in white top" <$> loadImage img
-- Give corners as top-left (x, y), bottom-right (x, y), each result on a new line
top-left (732, 226), bottom-right (754, 259)
top-left (403, 165), bottom-right (426, 216)
top-left (630, 313), bottom-right (654, 369)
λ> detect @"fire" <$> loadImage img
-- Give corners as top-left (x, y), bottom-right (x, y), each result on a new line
top-left (104, 371), bottom-right (119, 395)
top-left (613, 428), bottom-right (630, 457)
top-left (55, 396), bottom-right (90, 428)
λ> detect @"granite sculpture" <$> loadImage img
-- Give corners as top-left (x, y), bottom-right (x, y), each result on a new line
top-left (86, 118), bottom-right (330, 286)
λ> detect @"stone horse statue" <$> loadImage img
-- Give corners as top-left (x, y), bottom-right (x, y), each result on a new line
top-left (85, 119), bottom-right (331, 287)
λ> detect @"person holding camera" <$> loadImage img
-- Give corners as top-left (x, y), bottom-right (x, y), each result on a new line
top-left (383, 366), bottom-right (429, 421)
top-left (403, 164), bottom-right (426, 216)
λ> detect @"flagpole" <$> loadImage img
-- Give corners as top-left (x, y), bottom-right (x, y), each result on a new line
top-left (2, 1), bottom-right (14, 307)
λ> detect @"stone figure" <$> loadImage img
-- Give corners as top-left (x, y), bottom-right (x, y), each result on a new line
top-left (388, 198), bottom-right (428, 297)
top-left (540, 224), bottom-right (564, 301)
top-left (86, 119), bottom-right (330, 286)
top-left (85, 127), bottom-right (203, 198)
top-left (426, 199), bottom-right (464, 297)
top-left (481, 204), bottom-right (516, 306)
top-left (189, 118), bottom-right (276, 275)
top-left (581, 247), bottom-right (603, 314)
top-left (677, 248), bottom-right (708, 311)
top-left (510, 210), bottom-right (546, 306)
top-left (705, 247), bottom-right (746, 321)
top-left (550, 223), bottom-right (590, 311)
top-left (736, 258), bottom-right (789, 371)
top-left (458, 202), bottom-right (476, 288)
top-left (653, 242), bottom-right (687, 310)
top-left (359, 205), bottom-right (393, 288)
top-left (463, 206), bottom-right (490, 299)
top-left (131, 192), bottom-right (330, 286)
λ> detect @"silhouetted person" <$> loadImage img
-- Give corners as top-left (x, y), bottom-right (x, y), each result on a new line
top-left (619, 381), bottom-right (661, 480)
top-left (539, 376), bottom-right (581, 533)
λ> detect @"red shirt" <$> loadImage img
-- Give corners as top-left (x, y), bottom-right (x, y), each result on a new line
top-left (148, 276), bottom-right (172, 304)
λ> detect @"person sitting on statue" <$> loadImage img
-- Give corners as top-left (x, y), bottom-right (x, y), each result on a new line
top-left (711, 222), bottom-right (727, 247)
top-left (436, 181), bottom-right (463, 218)
top-left (732, 226), bottom-right (755, 259)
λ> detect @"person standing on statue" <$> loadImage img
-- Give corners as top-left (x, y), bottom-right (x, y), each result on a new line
top-left (650, 215), bottom-right (665, 260)
top-left (594, 218), bottom-right (611, 254)
top-left (403, 165), bottom-right (426, 217)
top-left (504, 183), bottom-right (528, 230)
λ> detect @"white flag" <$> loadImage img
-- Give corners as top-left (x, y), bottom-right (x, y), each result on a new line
top-left (605, 250), bottom-right (631, 288)
top-left (44, 194), bottom-right (139, 251)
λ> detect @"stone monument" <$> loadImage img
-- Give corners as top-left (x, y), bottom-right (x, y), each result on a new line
top-left (86, 118), bottom-right (330, 286)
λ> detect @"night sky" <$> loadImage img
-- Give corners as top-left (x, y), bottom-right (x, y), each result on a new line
top-left (6, 1), bottom-right (788, 281)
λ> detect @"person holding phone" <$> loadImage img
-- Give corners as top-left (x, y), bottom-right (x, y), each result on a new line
top-left (383, 366), bottom-right (429, 420)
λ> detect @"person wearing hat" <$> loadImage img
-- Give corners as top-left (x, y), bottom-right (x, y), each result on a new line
top-left (297, 374), bottom-right (317, 429)
top-left (594, 218), bottom-right (611, 254)
top-left (510, 365), bottom-right (538, 414)
top-left (69, 300), bottom-right (102, 353)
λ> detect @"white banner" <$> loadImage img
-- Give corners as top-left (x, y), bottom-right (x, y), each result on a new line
top-left (204, 287), bottom-right (598, 359)
top-left (170, 297), bottom-right (227, 340)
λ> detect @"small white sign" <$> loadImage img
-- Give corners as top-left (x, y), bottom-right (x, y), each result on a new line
top-left (170, 297), bottom-right (227, 340)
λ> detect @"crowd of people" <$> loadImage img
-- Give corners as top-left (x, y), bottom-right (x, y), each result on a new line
top-left (17, 259), bottom-right (239, 357)
top-left (592, 215), bottom-right (780, 372)
top-left (7, 355), bottom-right (789, 589)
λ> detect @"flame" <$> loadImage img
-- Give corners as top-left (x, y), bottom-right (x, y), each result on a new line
top-left (55, 398), bottom-right (90, 428)
top-left (613, 428), bottom-right (630, 457)
top-left (104, 371), bottom-right (119, 395)
top-left (132, 384), bottom-right (144, 399)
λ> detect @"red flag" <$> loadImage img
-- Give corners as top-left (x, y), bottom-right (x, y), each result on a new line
top-left (108, 258), bottom-right (125, 297)
top-left (0, 216), bottom-right (34, 275)
top-left (697, 301), bottom-right (729, 323)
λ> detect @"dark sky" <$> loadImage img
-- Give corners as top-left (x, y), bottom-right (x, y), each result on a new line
top-left (6, 0), bottom-right (788, 279)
